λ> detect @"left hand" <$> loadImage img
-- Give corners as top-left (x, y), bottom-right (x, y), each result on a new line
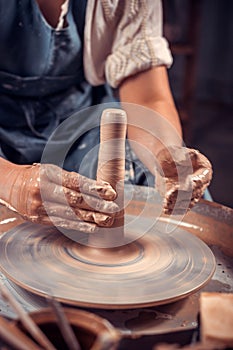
top-left (0, 162), bottom-right (119, 232)
top-left (155, 146), bottom-right (213, 214)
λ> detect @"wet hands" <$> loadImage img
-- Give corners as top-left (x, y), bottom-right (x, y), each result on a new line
top-left (1, 163), bottom-right (119, 232)
top-left (155, 146), bottom-right (213, 214)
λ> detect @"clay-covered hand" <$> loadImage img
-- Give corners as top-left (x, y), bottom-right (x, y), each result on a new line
top-left (0, 162), bottom-right (119, 232)
top-left (155, 146), bottom-right (213, 214)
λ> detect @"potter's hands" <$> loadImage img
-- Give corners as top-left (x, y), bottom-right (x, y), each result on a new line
top-left (0, 162), bottom-right (119, 232)
top-left (155, 146), bottom-right (213, 214)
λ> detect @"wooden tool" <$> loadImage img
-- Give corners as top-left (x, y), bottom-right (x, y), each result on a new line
top-left (0, 285), bottom-right (56, 350)
top-left (46, 295), bottom-right (81, 350)
top-left (0, 315), bottom-right (43, 350)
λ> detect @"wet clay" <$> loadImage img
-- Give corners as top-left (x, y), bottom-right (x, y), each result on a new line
top-left (156, 146), bottom-right (213, 214)
top-left (89, 109), bottom-right (127, 247)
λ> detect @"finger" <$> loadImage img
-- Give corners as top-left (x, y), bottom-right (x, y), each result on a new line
top-left (164, 185), bottom-right (204, 214)
top-left (42, 164), bottom-right (117, 200)
top-left (27, 214), bottom-right (99, 233)
top-left (63, 172), bottom-right (117, 201)
top-left (192, 169), bottom-right (212, 188)
top-left (44, 216), bottom-right (99, 233)
top-left (74, 209), bottom-right (115, 227)
top-left (38, 203), bottom-right (115, 227)
top-left (41, 184), bottom-right (119, 215)
top-left (163, 186), bottom-right (194, 214)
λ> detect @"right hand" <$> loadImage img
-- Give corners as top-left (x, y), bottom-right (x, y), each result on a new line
top-left (155, 146), bottom-right (213, 214)
top-left (0, 162), bottom-right (119, 233)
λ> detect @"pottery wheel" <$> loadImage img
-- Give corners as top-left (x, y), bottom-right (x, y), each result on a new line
top-left (0, 219), bottom-right (215, 309)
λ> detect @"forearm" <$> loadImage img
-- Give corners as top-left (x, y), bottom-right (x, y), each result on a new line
top-left (0, 157), bottom-right (20, 202)
top-left (0, 157), bottom-right (13, 204)
top-left (0, 157), bottom-right (32, 211)
top-left (119, 66), bottom-right (183, 175)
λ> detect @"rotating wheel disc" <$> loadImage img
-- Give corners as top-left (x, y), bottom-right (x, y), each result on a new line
top-left (0, 221), bottom-right (215, 309)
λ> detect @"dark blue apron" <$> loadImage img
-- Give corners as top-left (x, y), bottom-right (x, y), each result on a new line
top-left (0, 0), bottom-right (154, 186)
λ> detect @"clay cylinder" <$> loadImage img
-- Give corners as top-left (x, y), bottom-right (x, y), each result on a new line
top-left (89, 108), bottom-right (127, 248)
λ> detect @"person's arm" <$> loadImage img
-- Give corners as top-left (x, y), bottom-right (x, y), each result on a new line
top-left (0, 157), bottom-right (118, 232)
top-left (84, 0), bottom-right (212, 214)
top-left (120, 65), bottom-right (181, 135)
top-left (119, 65), bottom-right (182, 174)
top-left (119, 65), bottom-right (213, 214)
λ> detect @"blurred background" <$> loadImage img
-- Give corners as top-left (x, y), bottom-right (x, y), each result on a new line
top-left (162, 0), bottom-right (233, 208)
